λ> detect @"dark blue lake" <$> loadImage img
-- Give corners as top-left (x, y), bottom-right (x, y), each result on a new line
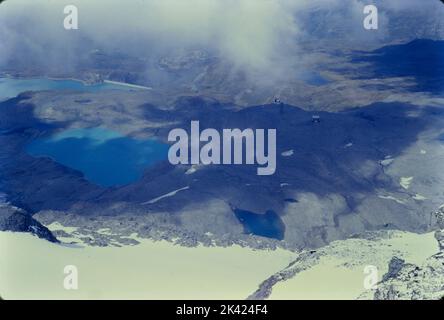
top-left (234, 208), bottom-right (285, 240)
top-left (299, 71), bottom-right (330, 86)
top-left (26, 127), bottom-right (169, 187)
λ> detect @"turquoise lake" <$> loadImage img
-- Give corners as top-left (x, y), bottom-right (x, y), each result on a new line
top-left (0, 77), bottom-right (134, 101)
top-left (26, 128), bottom-right (169, 187)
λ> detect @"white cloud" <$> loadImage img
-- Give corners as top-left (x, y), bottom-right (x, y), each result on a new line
top-left (0, 0), bottom-right (442, 79)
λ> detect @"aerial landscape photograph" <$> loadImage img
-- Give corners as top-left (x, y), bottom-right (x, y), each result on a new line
top-left (0, 0), bottom-right (444, 304)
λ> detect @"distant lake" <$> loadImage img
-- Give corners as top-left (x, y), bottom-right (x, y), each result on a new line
top-left (26, 127), bottom-right (169, 187)
top-left (299, 71), bottom-right (330, 86)
top-left (0, 77), bottom-right (138, 101)
top-left (234, 208), bottom-right (285, 240)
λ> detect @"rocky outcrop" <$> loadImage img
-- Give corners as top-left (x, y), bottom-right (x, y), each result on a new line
top-left (373, 206), bottom-right (444, 300)
top-left (435, 206), bottom-right (444, 250)
top-left (382, 257), bottom-right (405, 282)
top-left (435, 230), bottom-right (444, 251)
top-left (0, 203), bottom-right (58, 243)
top-left (247, 228), bottom-right (443, 300)
top-left (247, 250), bottom-right (321, 300)
top-left (373, 252), bottom-right (444, 300)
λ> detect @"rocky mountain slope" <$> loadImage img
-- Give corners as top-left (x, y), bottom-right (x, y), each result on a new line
top-left (370, 206), bottom-right (444, 300)
top-left (0, 200), bottom-right (58, 243)
top-left (3, 90), bottom-right (444, 249)
top-left (247, 205), bottom-right (444, 300)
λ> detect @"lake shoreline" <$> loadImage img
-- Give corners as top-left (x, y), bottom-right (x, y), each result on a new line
top-left (0, 74), bottom-right (151, 90)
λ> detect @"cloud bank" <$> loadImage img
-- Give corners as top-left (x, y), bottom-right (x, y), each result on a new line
top-left (0, 0), bottom-right (443, 81)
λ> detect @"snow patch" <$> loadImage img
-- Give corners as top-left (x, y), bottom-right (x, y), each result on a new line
top-left (142, 186), bottom-right (190, 205)
top-left (380, 158), bottom-right (394, 166)
top-left (185, 165), bottom-right (199, 175)
top-left (378, 195), bottom-right (406, 205)
top-left (281, 150), bottom-right (294, 157)
top-left (412, 194), bottom-right (427, 201)
top-left (400, 177), bottom-right (414, 190)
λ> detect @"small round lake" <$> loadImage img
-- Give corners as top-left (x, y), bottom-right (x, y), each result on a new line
top-left (26, 127), bottom-right (169, 187)
top-left (234, 208), bottom-right (285, 240)
top-left (299, 71), bottom-right (330, 86)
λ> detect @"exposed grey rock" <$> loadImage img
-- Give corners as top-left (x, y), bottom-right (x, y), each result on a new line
top-left (435, 205), bottom-right (444, 230)
top-left (435, 230), bottom-right (444, 251)
top-left (374, 284), bottom-right (403, 300)
top-left (382, 257), bottom-right (405, 282)
top-left (33, 210), bottom-right (287, 250)
top-left (247, 251), bottom-right (322, 300)
top-left (373, 253), bottom-right (444, 300)
top-left (373, 207), bottom-right (444, 300)
top-left (0, 203), bottom-right (58, 243)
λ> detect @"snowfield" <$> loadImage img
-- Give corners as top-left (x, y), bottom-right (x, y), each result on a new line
top-left (0, 231), bottom-right (294, 300)
top-left (0, 228), bottom-right (441, 300)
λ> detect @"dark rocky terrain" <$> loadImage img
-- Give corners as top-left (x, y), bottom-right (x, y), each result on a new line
top-left (0, 202), bottom-right (58, 243)
top-left (1, 70), bottom-right (443, 249)
top-left (372, 206), bottom-right (444, 300)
